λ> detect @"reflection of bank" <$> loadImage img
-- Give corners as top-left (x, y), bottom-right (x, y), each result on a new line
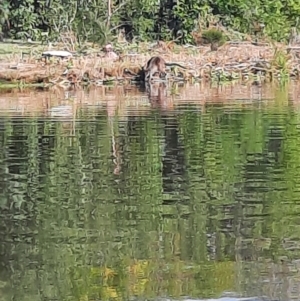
top-left (106, 82), bottom-right (172, 177)
top-left (145, 83), bottom-right (187, 202)
top-left (160, 114), bottom-right (187, 204)
top-left (109, 115), bottom-right (122, 175)
top-left (48, 104), bottom-right (77, 137)
top-left (105, 84), bottom-right (187, 192)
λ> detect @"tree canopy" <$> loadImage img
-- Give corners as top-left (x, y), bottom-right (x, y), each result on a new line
top-left (0, 0), bottom-right (299, 47)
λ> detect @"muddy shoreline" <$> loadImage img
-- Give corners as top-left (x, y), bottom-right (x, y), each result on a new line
top-left (0, 41), bottom-right (299, 89)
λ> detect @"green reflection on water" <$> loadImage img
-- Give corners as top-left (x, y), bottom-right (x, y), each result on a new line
top-left (0, 93), bottom-right (300, 301)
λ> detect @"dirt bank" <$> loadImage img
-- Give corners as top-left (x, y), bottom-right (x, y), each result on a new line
top-left (0, 41), bottom-right (299, 88)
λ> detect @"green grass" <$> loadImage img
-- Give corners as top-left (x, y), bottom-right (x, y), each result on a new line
top-left (0, 81), bottom-right (49, 90)
top-left (0, 41), bottom-right (45, 60)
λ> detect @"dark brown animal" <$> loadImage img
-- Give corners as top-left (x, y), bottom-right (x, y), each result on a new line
top-left (144, 56), bottom-right (188, 81)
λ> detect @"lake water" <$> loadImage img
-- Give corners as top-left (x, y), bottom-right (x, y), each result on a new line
top-left (0, 81), bottom-right (300, 301)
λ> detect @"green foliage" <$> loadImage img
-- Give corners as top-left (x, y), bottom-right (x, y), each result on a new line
top-left (0, 0), bottom-right (300, 48)
top-left (202, 28), bottom-right (226, 44)
top-left (272, 48), bottom-right (291, 78)
top-left (0, 1), bottom-right (9, 35)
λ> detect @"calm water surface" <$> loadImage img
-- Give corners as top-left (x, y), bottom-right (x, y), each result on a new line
top-left (0, 83), bottom-right (300, 301)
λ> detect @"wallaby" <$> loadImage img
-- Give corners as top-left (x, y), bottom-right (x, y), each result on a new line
top-left (143, 56), bottom-right (188, 81)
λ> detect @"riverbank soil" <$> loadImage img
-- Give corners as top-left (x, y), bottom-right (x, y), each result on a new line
top-left (0, 40), bottom-right (299, 88)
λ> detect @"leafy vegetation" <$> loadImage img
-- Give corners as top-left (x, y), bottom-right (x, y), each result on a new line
top-left (0, 0), bottom-right (299, 45)
top-left (202, 28), bottom-right (225, 44)
top-left (201, 28), bottom-right (226, 50)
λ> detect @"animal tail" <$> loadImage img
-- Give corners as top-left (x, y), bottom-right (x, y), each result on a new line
top-left (165, 62), bottom-right (188, 69)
